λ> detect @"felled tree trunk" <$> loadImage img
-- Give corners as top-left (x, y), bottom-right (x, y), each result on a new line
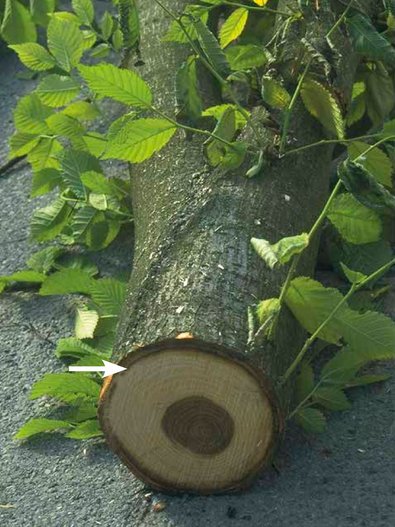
top-left (99, 0), bottom-right (377, 493)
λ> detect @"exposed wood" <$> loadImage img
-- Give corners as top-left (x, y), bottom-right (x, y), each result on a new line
top-left (99, 0), bottom-right (379, 493)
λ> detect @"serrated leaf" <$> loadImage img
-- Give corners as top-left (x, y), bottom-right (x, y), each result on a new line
top-left (75, 309), bottom-right (99, 339)
top-left (347, 14), bottom-right (395, 63)
top-left (46, 113), bottom-right (84, 141)
top-left (261, 76), bottom-right (291, 109)
top-left (36, 74), bottom-right (80, 107)
top-left (104, 118), bottom-right (176, 163)
top-left (219, 8), bottom-right (248, 48)
top-left (256, 297), bottom-right (280, 324)
top-left (72, 0), bottom-right (94, 25)
top-left (321, 347), bottom-right (363, 384)
top-left (1, 0), bottom-right (36, 44)
top-left (193, 17), bottom-right (230, 77)
top-left (78, 63), bottom-right (152, 108)
top-left (328, 239), bottom-right (393, 277)
top-left (30, 197), bottom-right (71, 242)
top-left (65, 419), bottom-right (102, 439)
top-left (251, 233), bottom-right (309, 269)
top-left (176, 55), bottom-right (202, 122)
top-left (64, 403), bottom-right (97, 423)
top-left (84, 213), bottom-right (121, 250)
top-left (63, 101), bottom-right (100, 121)
top-left (47, 18), bottom-right (84, 72)
top-left (56, 254), bottom-right (98, 277)
top-left (313, 386), bottom-right (351, 411)
top-left (9, 132), bottom-right (40, 159)
top-left (163, 5), bottom-right (209, 43)
top-left (100, 11), bottom-right (114, 40)
top-left (89, 278), bottom-right (126, 315)
top-left (27, 247), bottom-right (63, 274)
top-left (327, 192), bottom-right (382, 244)
top-left (39, 268), bottom-right (94, 295)
top-left (89, 193), bottom-right (107, 211)
top-left (206, 107), bottom-right (236, 166)
top-left (338, 160), bottom-right (395, 216)
top-left (55, 337), bottom-right (98, 359)
top-left (295, 362), bottom-right (314, 403)
top-left (30, 373), bottom-right (100, 401)
top-left (364, 63), bottom-right (395, 126)
top-left (340, 263), bottom-right (367, 285)
top-left (202, 104), bottom-right (248, 129)
top-left (28, 138), bottom-right (62, 173)
top-left (81, 171), bottom-right (122, 198)
top-left (61, 149), bottom-right (102, 199)
top-left (15, 418), bottom-right (71, 440)
top-left (31, 168), bottom-right (62, 197)
top-left (9, 43), bottom-right (55, 71)
top-left (14, 94), bottom-right (52, 134)
top-left (294, 407), bottom-right (326, 433)
top-left (226, 44), bottom-right (267, 71)
top-left (348, 141), bottom-right (392, 188)
top-left (118, 0), bottom-right (140, 49)
top-left (71, 206), bottom-right (97, 242)
top-left (285, 277), bottom-right (345, 343)
top-left (301, 78), bottom-right (344, 139)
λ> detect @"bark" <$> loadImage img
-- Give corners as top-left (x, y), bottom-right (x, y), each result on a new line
top-left (99, 0), bottom-right (379, 494)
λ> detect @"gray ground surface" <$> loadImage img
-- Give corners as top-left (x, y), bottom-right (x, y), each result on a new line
top-left (0, 41), bottom-right (394, 527)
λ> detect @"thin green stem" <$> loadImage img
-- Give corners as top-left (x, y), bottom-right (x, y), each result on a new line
top-left (279, 59), bottom-right (312, 154)
top-left (281, 256), bottom-right (395, 383)
top-left (287, 381), bottom-right (323, 419)
top-left (282, 133), bottom-right (383, 157)
top-left (325, 0), bottom-right (353, 39)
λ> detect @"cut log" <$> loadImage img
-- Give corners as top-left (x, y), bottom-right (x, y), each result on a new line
top-left (99, 0), bottom-right (378, 493)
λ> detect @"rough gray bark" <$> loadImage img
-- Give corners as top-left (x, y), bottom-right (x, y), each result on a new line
top-left (100, 0), bottom-right (379, 493)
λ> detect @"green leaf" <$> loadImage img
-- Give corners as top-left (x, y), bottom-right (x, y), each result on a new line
top-left (163, 5), bottom-right (209, 43)
top-left (251, 233), bottom-right (309, 269)
top-left (47, 18), bottom-right (84, 72)
top-left (118, 0), bottom-right (140, 50)
top-left (27, 247), bottom-right (63, 274)
top-left (31, 168), bottom-right (62, 197)
top-left (261, 76), bottom-right (291, 110)
top-left (295, 362), bottom-right (314, 403)
top-left (39, 268), bottom-right (95, 295)
top-left (100, 11), bottom-right (114, 40)
top-left (9, 43), bottom-right (55, 71)
top-left (104, 118), bottom-right (177, 163)
top-left (0, 0), bottom-right (36, 44)
top-left (63, 101), bottom-right (100, 121)
top-left (202, 104), bottom-right (248, 129)
top-left (225, 44), bottom-right (267, 71)
top-left (346, 14), bottom-right (395, 63)
top-left (9, 132), bottom-right (40, 159)
top-left (30, 0), bottom-right (56, 27)
top-left (346, 374), bottom-right (391, 387)
top-left (348, 141), bottom-right (392, 188)
top-left (89, 193), bottom-right (107, 211)
top-left (328, 239), bottom-right (393, 277)
top-left (321, 347), bottom-right (363, 384)
top-left (15, 418), bottom-right (71, 440)
top-left (285, 277), bottom-right (345, 343)
top-left (65, 419), bottom-right (102, 439)
top-left (27, 138), bottom-right (62, 173)
top-left (81, 171), bottom-right (123, 198)
top-left (72, 0), bottom-right (94, 25)
top-left (364, 63), bottom-right (395, 126)
top-left (55, 337), bottom-right (98, 359)
top-left (294, 407), bottom-right (326, 433)
top-left (338, 160), bottom-right (395, 217)
top-left (313, 387), bottom-right (351, 411)
top-left (30, 197), bottom-right (71, 242)
top-left (84, 213), bottom-right (121, 250)
top-left (255, 297), bottom-right (280, 336)
top-left (301, 78), bottom-right (344, 139)
top-left (78, 63), bottom-right (152, 108)
top-left (205, 107), bottom-right (236, 167)
top-left (176, 55), bottom-right (202, 122)
top-left (56, 254), bottom-right (98, 277)
top-left (1, 270), bottom-right (45, 283)
top-left (64, 403), bottom-right (97, 423)
top-left (340, 263), bottom-right (367, 285)
top-left (36, 74), bottom-right (80, 107)
top-left (327, 192), bottom-right (382, 244)
top-left (193, 17), bottom-right (230, 77)
top-left (75, 309), bottom-right (99, 339)
top-left (61, 149), bottom-right (102, 199)
top-left (89, 278), bottom-right (126, 315)
top-left (219, 8), bottom-right (248, 48)
top-left (111, 28), bottom-right (123, 51)
top-left (30, 373), bottom-right (100, 401)
top-left (14, 94), bottom-right (52, 134)
top-left (46, 114), bottom-right (84, 141)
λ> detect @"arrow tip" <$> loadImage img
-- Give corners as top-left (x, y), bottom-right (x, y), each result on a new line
top-left (102, 360), bottom-right (126, 378)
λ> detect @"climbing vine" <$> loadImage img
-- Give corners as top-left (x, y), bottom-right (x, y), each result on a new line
top-left (0, 0), bottom-right (394, 439)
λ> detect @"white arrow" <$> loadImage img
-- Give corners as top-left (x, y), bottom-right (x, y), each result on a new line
top-left (69, 360), bottom-right (126, 378)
